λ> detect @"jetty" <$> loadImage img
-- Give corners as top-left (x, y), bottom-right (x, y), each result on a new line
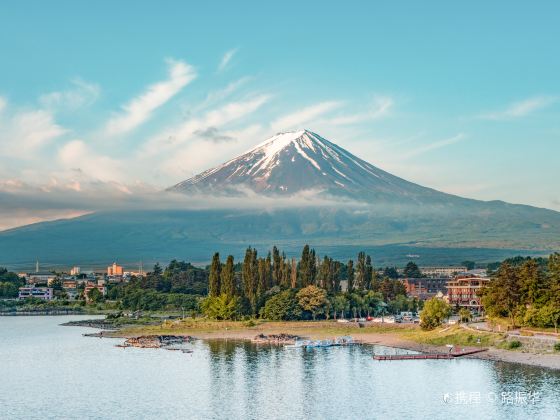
top-left (373, 348), bottom-right (488, 361)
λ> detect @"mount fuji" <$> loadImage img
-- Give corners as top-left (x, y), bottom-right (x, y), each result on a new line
top-left (169, 129), bottom-right (450, 203)
top-left (1, 129), bottom-right (559, 268)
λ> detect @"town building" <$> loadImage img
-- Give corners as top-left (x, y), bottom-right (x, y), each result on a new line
top-left (107, 262), bottom-right (124, 277)
top-left (446, 276), bottom-right (490, 313)
top-left (70, 266), bottom-right (81, 276)
top-left (402, 278), bottom-right (448, 300)
top-left (83, 284), bottom-right (107, 302)
top-left (420, 266), bottom-right (467, 278)
top-left (18, 286), bottom-right (54, 300)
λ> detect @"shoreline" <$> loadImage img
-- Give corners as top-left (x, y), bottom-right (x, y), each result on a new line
top-left (91, 319), bottom-right (560, 371)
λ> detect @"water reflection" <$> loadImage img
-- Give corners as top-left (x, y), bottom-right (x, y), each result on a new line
top-left (1, 316), bottom-right (559, 420)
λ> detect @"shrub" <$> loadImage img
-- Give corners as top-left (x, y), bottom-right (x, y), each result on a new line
top-left (554, 342), bottom-right (560, 352)
top-left (507, 340), bottom-right (522, 349)
top-left (420, 298), bottom-right (452, 330)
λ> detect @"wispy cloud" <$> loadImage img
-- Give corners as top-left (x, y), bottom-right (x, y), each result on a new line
top-left (330, 95), bottom-right (394, 125)
top-left (105, 59), bottom-right (196, 135)
top-left (479, 95), bottom-right (557, 120)
top-left (404, 133), bottom-right (466, 159)
top-left (0, 105), bottom-right (67, 155)
top-left (141, 94), bottom-right (271, 159)
top-left (218, 48), bottom-right (238, 72)
top-left (271, 101), bottom-right (342, 131)
top-left (58, 139), bottom-right (122, 182)
top-left (39, 78), bottom-right (100, 111)
top-left (194, 127), bottom-right (235, 143)
top-left (193, 77), bottom-right (251, 112)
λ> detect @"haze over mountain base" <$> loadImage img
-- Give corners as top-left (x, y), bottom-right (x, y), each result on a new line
top-left (2, 130), bottom-right (559, 269)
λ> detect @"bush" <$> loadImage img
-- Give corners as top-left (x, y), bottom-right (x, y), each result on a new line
top-left (260, 290), bottom-right (301, 321)
top-left (554, 342), bottom-right (560, 352)
top-left (420, 298), bottom-right (452, 330)
top-left (507, 340), bottom-right (522, 349)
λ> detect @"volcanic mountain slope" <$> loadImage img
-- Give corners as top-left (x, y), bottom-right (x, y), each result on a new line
top-left (1, 129), bottom-right (559, 267)
top-left (169, 129), bottom-right (455, 203)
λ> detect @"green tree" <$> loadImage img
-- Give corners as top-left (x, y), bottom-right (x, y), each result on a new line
top-left (458, 308), bottom-right (472, 323)
top-left (201, 294), bottom-right (242, 320)
top-left (299, 245), bottom-right (312, 287)
top-left (481, 262), bottom-right (521, 327)
top-left (220, 255), bottom-right (235, 297)
top-left (347, 260), bottom-right (354, 292)
top-left (461, 261), bottom-right (476, 270)
top-left (260, 290), bottom-right (301, 320)
top-left (332, 294), bottom-right (349, 319)
top-left (87, 287), bottom-right (103, 304)
top-left (403, 261), bottom-right (422, 278)
top-left (296, 285), bottom-right (327, 320)
top-left (243, 247), bottom-right (258, 314)
top-left (420, 298), bottom-right (452, 330)
top-left (208, 252), bottom-right (222, 297)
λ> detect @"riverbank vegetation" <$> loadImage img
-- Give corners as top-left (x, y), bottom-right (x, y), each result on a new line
top-left (481, 254), bottom-right (560, 331)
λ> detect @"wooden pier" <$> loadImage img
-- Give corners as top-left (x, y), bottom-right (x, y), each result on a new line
top-left (373, 348), bottom-right (488, 361)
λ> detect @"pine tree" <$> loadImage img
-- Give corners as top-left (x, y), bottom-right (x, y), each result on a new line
top-left (221, 255), bottom-right (235, 297)
top-left (356, 252), bottom-right (366, 290)
top-left (209, 253), bottom-right (221, 297)
top-left (310, 249), bottom-right (317, 285)
top-left (243, 247), bottom-right (258, 313)
top-left (365, 255), bottom-right (373, 290)
top-left (291, 258), bottom-right (297, 288)
top-left (299, 245), bottom-right (312, 287)
top-left (347, 260), bottom-right (354, 292)
top-left (333, 260), bottom-right (342, 292)
top-left (272, 246), bottom-right (281, 287)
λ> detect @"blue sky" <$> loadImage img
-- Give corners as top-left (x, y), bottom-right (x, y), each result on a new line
top-left (0, 1), bottom-right (559, 228)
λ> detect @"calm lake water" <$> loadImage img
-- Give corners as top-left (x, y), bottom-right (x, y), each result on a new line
top-left (1, 316), bottom-right (560, 420)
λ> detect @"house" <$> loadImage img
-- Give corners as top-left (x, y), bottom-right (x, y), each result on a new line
top-left (446, 276), bottom-right (490, 313)
top-left (402, 278), bottom-right (448, 300)
top-left (107, 262), bottom-right (123, 277)
top-left (18, 286), bottom-right (54, 300)
top-left (84, 284), bottom-right (107, 301)
top-left (420, 266), bottom-right (467, 278)
top-left (25, 271), bottom-right (56, 285)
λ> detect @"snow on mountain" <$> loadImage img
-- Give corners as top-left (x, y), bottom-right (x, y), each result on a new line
top-left (169, 129), bottom-right (448, 202)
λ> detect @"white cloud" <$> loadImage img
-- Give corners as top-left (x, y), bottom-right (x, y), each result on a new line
top-left (0, 108), bottom-right (67, 155)
top-left (58, 139), bottom-right (122, 182)
top-left (480, 96), bottom-right (557, 120)
top-left (218, 48), bottom-right (238, 72)
top-left (142, 94), bottom-right (271, 156)
top-left (193, 77), bottom-right (251, 112)
top-left (329, 96), bottom-right (394, 125)
top-left (0, 96), bottom-right (6, 113)
top-left (105, 59), bottom-right (196, 135)
top-left (404, 133), bottom-right (466, 159)
top-left (39, 78), bottom-right (100, 110)
top-left (271, 101), bottom-right (342, 131)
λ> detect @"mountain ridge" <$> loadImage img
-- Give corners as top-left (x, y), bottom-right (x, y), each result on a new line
top-left (1, 129), bottom-right (559, 266)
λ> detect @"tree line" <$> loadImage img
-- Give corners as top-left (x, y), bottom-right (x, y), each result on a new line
top-left (201, 245), bottom-right (412, 320)
top-left (481, 254), bottom-right (560, 331)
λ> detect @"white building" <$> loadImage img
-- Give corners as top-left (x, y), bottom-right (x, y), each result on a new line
top-left (18, 286), bottom-right (54, 300)
top-left (420, 266), bottom-right (467, 278)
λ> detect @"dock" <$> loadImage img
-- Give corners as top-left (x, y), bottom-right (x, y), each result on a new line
top-left (373, 348), bottom-right (488, 361)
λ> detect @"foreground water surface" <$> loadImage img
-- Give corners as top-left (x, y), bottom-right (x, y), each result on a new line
top-left (1, 316), bottom-right (559, 419)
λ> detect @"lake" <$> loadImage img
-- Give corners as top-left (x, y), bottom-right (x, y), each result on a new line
top-left (1, 316), bottom-right (559, 419)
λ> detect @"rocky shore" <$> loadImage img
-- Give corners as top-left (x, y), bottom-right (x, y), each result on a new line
top-left (119, 335), bottom-right (194, 350)
top-left (252, 333), bottom-right (300, 344)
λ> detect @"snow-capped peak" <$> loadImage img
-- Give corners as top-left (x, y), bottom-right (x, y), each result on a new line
top-left (169, 129), bottom-right (434, 200)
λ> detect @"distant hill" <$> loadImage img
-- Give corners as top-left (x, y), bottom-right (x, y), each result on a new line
top-left (1, 130), bottom-right (559, 268)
